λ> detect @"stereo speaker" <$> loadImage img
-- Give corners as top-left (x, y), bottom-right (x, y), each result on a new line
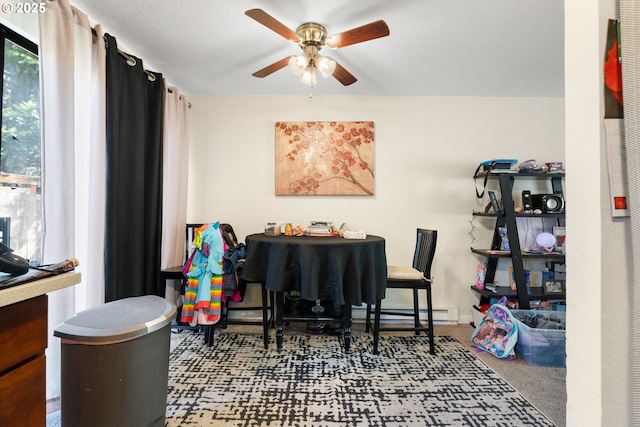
top-left (531, 194), bottom-right (564, 213)
top-left (522, 190), bottom-right (532, 211)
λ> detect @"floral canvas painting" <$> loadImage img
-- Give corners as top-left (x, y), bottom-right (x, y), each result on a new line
top-left (275, 121), bottom-right (375, 196)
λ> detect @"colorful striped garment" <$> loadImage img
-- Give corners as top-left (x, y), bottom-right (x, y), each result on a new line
top-left (180, 223), bottom-right (225, 325)
top-left (181, 262), bottom-right (223, 325)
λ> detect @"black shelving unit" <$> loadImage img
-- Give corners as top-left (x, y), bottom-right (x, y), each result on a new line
top-left (471, 171), bottom-right (565, 309)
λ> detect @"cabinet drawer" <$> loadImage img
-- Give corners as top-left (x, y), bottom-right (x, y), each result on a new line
top-left (0, 354), bottom-right (46, 427)
top-left (0, 295), bottom-right (48, 373)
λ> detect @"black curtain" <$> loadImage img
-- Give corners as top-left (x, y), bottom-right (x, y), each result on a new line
top-left (104, 33), bottom-right (164, 301)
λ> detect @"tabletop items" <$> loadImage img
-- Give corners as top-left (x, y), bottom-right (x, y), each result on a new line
top-left (264, 222), bottom-right (281, 236)
top-left (343, 230), bottom-right (367, 239)
top-left (263, 221), bottom-right (367, 238)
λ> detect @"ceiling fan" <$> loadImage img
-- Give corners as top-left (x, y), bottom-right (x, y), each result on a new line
top-left (245, 9), bottom-right (390, 86)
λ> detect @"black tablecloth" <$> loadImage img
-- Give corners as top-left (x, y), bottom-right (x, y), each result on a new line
top-left (241, 233), bottom-right (387, 306)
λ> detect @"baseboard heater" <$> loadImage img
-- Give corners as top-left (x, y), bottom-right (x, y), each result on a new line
top-left (226, 306), bottom-right (459, 324)
top-left (351, 306), bottom-right (459, 324)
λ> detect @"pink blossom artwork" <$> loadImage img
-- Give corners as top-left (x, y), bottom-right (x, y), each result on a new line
top-left (275, 121), bottom-right (375, 196)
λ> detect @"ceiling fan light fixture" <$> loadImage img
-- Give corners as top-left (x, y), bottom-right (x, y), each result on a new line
top-left (316, 55), bottom-right (336, 78)
top-left (300, 66), bottom-right (317, 85)
top-left (246, 9), bottom-right (390, 87)
top-left (288, 55), bottom-right (308, 76)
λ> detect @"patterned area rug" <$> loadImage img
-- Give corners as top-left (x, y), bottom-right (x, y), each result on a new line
top-left (165, 332), bottom-right (556, 427)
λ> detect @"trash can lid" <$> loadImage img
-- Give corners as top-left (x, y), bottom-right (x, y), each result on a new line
top-left (54, 295), bottom-right (176, 344)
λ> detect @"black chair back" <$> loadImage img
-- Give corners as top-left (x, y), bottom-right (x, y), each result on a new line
top-left (412, 229), bottom-right (437, 278)
top-left (184, 224), bottom-right (202, 263)
top-left (184, 223), bottom-right (238, 262)
top-left (220, 223), bottom-right (239, 248)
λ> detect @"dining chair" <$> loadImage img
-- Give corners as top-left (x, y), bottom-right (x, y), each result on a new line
top-left (366, 228), bottom-right (438, 355)
top-left (163, 223), bottom-right (270, 348)
top-left (204, 223), bottom-right (271, 349)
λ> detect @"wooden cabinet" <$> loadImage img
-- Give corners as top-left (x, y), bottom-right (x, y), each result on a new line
top-left (0, 295), bottom-right (48, 427)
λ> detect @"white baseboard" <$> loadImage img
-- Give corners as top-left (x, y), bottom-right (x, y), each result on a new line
top-left (226, 306), bottom-right (460, 325)
top-left (351, 306), bottom-right (459, 324)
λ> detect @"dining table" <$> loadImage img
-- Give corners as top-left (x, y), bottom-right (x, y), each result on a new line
top-left (241, 232), bottom-right (387, 352)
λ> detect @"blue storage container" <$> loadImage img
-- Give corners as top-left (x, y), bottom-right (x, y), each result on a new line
top-left (511, 309), bottom-right (566, 368)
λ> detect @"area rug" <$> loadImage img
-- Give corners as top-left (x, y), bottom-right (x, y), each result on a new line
top-left (165, 332), bottom-right (556, 427)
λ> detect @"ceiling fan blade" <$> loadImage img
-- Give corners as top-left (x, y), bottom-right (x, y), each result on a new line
top-left (326, 20), bottom-right (390, 49)
top-left (245, 9), bottom-right (300, 43)
top-left (252, 57), bottom-right (291, 78)
top-left (332, 62), bottom-right (357, 86)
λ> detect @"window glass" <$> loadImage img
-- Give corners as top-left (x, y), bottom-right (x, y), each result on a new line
top-left (0, 25), bottom-right (41, 264)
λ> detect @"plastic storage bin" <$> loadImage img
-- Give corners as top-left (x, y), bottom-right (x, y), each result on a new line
top-left (54, 295), bottom-right (176, 427)
top-left (511, 309), bottom-right (566, 367)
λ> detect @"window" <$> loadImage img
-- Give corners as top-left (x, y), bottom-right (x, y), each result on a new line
top-left (0, 23), bottom-right (41, 264)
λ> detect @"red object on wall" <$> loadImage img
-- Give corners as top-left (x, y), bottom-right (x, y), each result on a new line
top-left (614, 196), bottom-right (627, 210)
top-left (604, 40), bottom-right (623, 106)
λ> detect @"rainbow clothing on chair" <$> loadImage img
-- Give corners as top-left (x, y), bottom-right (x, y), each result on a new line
top-left (180, 222), bottom-right (225, 325)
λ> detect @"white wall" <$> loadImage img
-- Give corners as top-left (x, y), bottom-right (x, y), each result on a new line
top-left (565, 0), bottom-right (631, 426)
top-left (187, 95), bottom-right (564, 322)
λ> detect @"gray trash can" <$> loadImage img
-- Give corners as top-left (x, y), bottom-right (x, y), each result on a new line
top-left (54, 295), bottom-right (176, 427)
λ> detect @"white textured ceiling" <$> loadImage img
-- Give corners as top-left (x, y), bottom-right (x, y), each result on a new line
top-left (69, 0), bottom-right (564, 97)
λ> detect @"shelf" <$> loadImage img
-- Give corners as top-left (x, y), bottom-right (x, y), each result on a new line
top-left (474, 171), bottom-right (565, 179)
top-left (471, 170), bottom-right (566, 310)
top-left (472, 211), bottom-right (565, 218)
top-left (469, 285), bottom-right (565, 300)
top-left (471, 248), bottom-right (565, 260)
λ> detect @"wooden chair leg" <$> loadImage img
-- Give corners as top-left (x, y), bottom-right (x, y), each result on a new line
top-left (261, 283), bottom-right (269, 349)
top-left (413, 288), bottom-right (420, 335)
top-left (426, 283), bottom-right (435, 355)
top-left (205, 324), bottom-right (215, 347)
top-left (269, 291), bottom-right (276, 328)
top-left (373, 298), bottom-right (382, 355)
top-left (219, 301), bottom-right (228, 329)
top-left (275, 292), bottom-right (285, 352)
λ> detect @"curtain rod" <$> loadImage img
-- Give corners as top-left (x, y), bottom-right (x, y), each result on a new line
top-left (167, 88), bottom-right (192, 108)
top-left (90, 28), bottom-right (190, 108)
top-left (89, 28), bottom-right (155, 80)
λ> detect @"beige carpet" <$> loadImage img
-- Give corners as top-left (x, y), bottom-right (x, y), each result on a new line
top-left (435, 323), bottom-right (566, 427)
